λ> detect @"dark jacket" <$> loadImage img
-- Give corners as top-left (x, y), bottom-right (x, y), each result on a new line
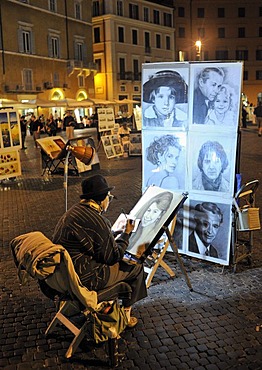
top-left (189, 232), bottom-right (218, 258)
top-left (52, 202), bottom-right (130, 291)
top-left (193, 87), bottom-right (209, 124)
top-left (254, 105), bottom-right (262, 117)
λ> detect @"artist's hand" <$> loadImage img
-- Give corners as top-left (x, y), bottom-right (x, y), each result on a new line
top-left (124, 219), bottom-right (135, 235)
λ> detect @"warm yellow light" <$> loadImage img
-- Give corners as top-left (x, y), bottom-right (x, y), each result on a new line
top-left (195, 40), bottom-right (202, 48)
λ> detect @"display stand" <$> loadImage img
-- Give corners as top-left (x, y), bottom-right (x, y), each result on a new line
top-left (144, 217), bottom-right (193, 290)
top-left (144, 217), bottom-right (177, 288)
top-left (0, 109), bottom-right (21, 181)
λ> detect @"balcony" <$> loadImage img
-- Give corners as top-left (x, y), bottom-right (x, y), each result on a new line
top-left (67, 60), bottom-right (98, 76)
top-left (3, 84), bottom-right (43, 93)
top-left (117, 72), bottom-right (141, 81)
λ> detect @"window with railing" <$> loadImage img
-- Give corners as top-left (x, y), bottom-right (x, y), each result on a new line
top-left (243, 70), bottom-right (248, 80)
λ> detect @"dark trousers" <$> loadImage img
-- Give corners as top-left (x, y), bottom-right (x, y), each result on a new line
top-left (105, 261), bottom-right (147, 306)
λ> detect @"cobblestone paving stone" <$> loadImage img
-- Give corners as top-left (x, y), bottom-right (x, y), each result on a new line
top-left (0, 127), bottom-right (262, 369)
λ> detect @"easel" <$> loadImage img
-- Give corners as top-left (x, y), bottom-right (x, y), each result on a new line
top-left (144, 212), bottom-right (193, 291)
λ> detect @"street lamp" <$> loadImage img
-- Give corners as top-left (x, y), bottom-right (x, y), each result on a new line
top-left (195, 40), bottom-right (202, 61)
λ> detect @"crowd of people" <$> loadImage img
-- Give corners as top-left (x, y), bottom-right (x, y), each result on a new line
top-left (19, 110), bottom-right (101, 148)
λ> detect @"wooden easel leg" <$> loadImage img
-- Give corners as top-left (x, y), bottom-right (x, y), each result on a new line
top-left (163, 226), bottom-right (193, 291)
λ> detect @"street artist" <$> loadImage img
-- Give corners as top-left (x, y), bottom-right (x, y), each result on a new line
top-left (52, 174), bottom-right (147, 327)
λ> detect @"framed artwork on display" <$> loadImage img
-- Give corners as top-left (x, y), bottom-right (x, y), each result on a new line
top-left (0, 110), bottom-right (21, 149)
top-left (129, 132), bottom-right (142, 156)
top-left (142, 62), bottom-right (189, 131)
top-left (142, 130), bottom-right (187, 192)
top-left (185, 195), bottom-right (232, 265)
top-left (188, 62), bottom-right (243, 131)
top-left (101, 135), bottom-right (123, 159)
top-left (188, 131), bottom-right (237, 197)
top-left (98, 108), bottom-right (115, 132)
top-left (141, 61), bottom-right (242, 266)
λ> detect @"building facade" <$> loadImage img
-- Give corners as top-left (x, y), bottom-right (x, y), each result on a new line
top-left (0, 0), bottom-right (96, 111)
top-left (92, 0), bottom-right (262, 107)
top-left (170, 0), bottom-right (262, 105)
top-left (92, 0), bottom-right (176, 113)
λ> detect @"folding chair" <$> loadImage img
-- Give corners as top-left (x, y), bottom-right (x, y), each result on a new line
top-left (10, 231), bottom-right (131, 367)
top-left (231, 179), bottom-right (260, 272)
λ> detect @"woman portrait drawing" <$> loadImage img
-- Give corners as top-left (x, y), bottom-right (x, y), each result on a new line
top-left (127, 191), bottom-right (174, 258)
top-left (145, 134), bottom-right (182, 190)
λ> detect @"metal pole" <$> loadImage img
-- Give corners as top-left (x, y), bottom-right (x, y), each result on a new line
top-left (64, 150), bottom-right (70, 212)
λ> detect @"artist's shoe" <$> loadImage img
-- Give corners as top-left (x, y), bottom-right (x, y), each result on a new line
top-left (258, 133), bottom-right (261, 137)
top-left (127, 316), bottom-right (138, 328)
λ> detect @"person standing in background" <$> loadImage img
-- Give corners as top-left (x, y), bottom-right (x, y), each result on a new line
top-left (30, 115), bottom-right (41, 148)
top-left (19, 115), bottom-right (27, 149)
top-left (63, 111), bottom-right (76, 140)
top-left (254, 101), bottom-right (262, 136)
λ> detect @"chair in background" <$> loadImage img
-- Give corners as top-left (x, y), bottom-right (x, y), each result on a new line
top-left (10, 231), bottom-right (131, 367)
top-left (231, 179), bottom-right (260, 272)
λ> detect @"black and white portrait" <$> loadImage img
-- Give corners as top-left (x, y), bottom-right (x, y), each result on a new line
top-left (142, 131), bottom-right (186, 192)
top-left (187, 197), bottom-right (232, 264)
top-left (189, 133), bottom-right (236, 195)
top-left (126, 186), bottom-right (185, 258)
top-left (142, 63), bottom-right (189, 129)
top-left (189, 62), bottom-right (242, 129)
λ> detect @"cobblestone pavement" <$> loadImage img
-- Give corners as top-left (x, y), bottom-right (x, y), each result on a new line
top-left (0, 126), bottom-right (262, 369)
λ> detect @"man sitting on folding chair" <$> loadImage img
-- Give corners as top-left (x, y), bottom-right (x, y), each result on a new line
top-left (52, 174), bottom-right (147, 328)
